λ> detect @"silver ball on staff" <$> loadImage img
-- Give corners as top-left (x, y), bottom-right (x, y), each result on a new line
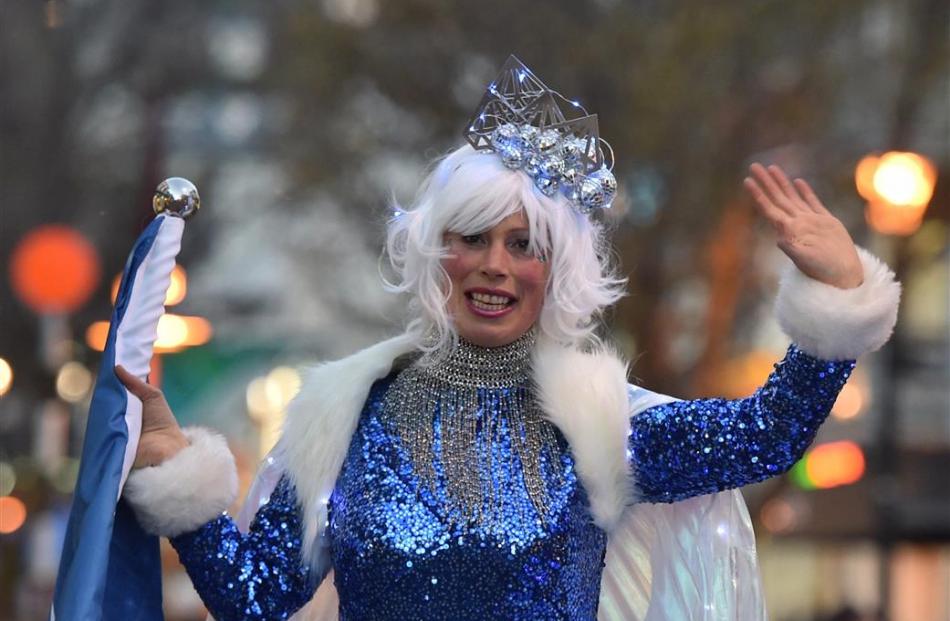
top-left (153, 177), bottom-right (200, 219)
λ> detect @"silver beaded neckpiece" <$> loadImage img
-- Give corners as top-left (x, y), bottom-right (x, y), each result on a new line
top-left (385, 331), bottom-right (563, 527)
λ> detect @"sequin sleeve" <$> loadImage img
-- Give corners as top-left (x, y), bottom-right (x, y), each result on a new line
top-left (629, 344), bottom-right (855, 503)
top-left (169, 475), bottom-right (317, 620)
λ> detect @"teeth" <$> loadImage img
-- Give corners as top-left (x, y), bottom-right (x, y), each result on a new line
top-left (470, 292), bottom-right (512, 305)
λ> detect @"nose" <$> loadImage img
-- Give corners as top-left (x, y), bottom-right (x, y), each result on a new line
top-left (480, 239), bottom-right (510, 279)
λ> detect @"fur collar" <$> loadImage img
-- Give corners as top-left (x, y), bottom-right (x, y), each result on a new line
top-left (280, 333), bottom-right (632, 568)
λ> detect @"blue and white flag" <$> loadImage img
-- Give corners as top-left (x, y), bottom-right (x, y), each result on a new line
top-left (51, 214), bottom-right (185, 621)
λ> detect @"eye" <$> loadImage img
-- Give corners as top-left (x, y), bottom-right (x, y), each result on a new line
top-left (460, 234), bottom-right (484, 246)
top-left (511, 239), bottom-right (531, 252)
top-left (509, 237), bottom-right (532, 254)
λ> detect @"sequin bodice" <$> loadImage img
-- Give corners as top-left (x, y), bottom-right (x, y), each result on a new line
top-left (169, 344), bottom-right (854, 621)
top-left (328, 376), bottom-right (608, 620)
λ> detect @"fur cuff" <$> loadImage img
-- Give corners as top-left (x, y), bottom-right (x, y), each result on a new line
top-left (123, 427), bottom-right (238, 537)
top-left (775, 247), bottom-right (901, 360)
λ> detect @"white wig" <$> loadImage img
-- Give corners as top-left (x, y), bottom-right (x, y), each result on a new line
top-left (384, 143), bottom-right (626, 359)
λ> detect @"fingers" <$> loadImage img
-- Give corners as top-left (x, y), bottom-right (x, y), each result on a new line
top-left (793, 178), bottom-right (829, 214)
top-left (743, 176), bottom-right (788, 226)
top-left (115, 365), bottom-right (161, 402)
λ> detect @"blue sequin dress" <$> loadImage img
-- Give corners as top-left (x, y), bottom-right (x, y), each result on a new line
top-left (170, 344), bottom-right (852, 620)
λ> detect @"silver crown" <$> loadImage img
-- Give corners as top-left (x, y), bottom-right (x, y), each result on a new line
top-left (463, 55), bottom-right (617, 214)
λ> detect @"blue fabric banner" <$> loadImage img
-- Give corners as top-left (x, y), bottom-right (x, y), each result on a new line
top-left (51, 217), bottom-right (168, 621)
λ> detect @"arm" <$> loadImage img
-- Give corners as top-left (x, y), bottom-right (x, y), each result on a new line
top-left (169, 475), bottom-right (316, 620)
top-left (116, 369), bottom-right (323, 618)
top-left (629, 345), bottom-right (853, 503)
top-left (628, 231), bottom-right (899, 504)
top-left (122, 427), bottom-right (319, 620)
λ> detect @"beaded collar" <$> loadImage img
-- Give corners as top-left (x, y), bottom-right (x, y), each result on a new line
top-left (384, 330), bottom-right (562, 527)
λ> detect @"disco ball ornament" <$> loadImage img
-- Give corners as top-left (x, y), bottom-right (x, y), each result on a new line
top-left (562, 162), bottom-right (584, 185)
top-left (579, 177), bottom-right (606, 212)
top-left (535, 175), bottom-right (558, 196)
top-left (519, 124), bottom-right (539, 145)
top-left (560, 137), bottom-right (581, 161)
top-left (590, 168), bottom-right (618, 204)
top-left (535, 129), bottom-right (561, 153)
top-left (564, 186), bottom-right (581, 205)
top-left (153, 178), bottom-right (200, 219)
top-left (523, 154), bottom-right (542, 177)
top-left (499, 144), bottom-right (525, 169)
top-left (492, 124), bottom-right (522, 150)
top-left (539, 156), bottom-right (565, 178)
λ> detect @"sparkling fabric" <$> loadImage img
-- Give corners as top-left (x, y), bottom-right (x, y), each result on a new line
top-left (330, 376), bottom-right (607, 620)
top-left (630, 344), bottom-right (855, 503)
top-left (170, 477), bottom-right (314, 620)
top-left (169, 342), bottom-right (853, 620)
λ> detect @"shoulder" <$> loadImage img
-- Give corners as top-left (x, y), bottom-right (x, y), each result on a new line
top-left (626, 383), bottom-right (678, 416)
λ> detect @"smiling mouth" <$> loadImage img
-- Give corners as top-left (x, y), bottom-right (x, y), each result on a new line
top-left (466, 291), bottom-right (516, 313)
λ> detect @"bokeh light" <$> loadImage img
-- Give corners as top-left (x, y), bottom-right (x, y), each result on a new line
top-left (86, 314), bottom-right (212, 353)
top-left (872, 152), bottom-right (937, 207)
top-left (246, 366), bottom-right (301, 456)
top-left (831, 377), bottom-right (867, 421)
top-left (857, 151), bottom-right (938, 236)
top-left (9, 225), bottom-right (101, 314)
top-left (0, 462), bottom-right (15, 496)
top-left (0, 496), bottom-right (27, 534)
top-left (110, 264), bottom-right (187, 307)
top-left (760, 498), bottom-right (797, 534)
top-left (55, 361), bottom-right (93, 403)
top-left (0, 357), bottom-right (12, 396)
top-left (792, 441), bottom-right (866, 490)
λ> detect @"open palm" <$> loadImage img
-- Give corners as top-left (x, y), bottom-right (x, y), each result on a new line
top-left (744, 163), bottom-right (864, 289)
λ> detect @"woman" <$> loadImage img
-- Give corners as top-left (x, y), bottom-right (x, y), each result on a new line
top-left (119, 60), bottom-right (900, 620)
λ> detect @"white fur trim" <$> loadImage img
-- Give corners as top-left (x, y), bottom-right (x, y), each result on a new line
top-left (775, 246), bottom-right (901, 360)
top-left (122, 427), bottom-right (238, 537)
top-left (532, 337), bottom-right (633, 531)
top-left (281, 333), bottom-right (417, 572)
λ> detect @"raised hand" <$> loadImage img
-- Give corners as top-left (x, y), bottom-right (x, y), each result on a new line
top-left (744, 163), bottom-right (864, 289)
top-left (115, 365), bottom-right (189, 468)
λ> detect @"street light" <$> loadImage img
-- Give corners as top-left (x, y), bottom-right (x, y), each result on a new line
top-left (856, 149), bottom-right (939, 616)
top-left (856, 151), bottom-right (938, 236)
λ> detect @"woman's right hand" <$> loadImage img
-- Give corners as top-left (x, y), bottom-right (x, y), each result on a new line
top-left (115, 365), bottom-right (189, 469)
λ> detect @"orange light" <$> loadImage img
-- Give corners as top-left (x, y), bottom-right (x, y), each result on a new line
top-left (165, 266), bottom-right (188, 306)
top-left (855, 154), bottom-right (880, 201)
top-left (865, 200), bottom-right (927, 236)
top-left (721, 351), bottom-right (776, 398)
top-left (111, 265), bottom-right (187, 307)
top-left (804, 441), bottom-right (865, 489)
top-left (86, 314), bottom-right (212, 353)
top-left (831, 381), bottom-right (865, 421)
top-left (0, 357), bottom-right (12, 396)
top-left (154, 314), bottom-right (212, 352)
top-left (86, 321), bottom-right (110, 351)
top-left (856, 151), bottom-right (938, 236)
top-left (0, 496), bottom-right (27, 534)
top-left (10, 225), bottom-right (101, 314)
top-left (873, 152), bottom-right (937, 207)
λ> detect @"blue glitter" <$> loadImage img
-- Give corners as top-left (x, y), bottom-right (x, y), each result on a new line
top-left (629, 345), bottom-right (854, 503)
top-left (169, 344), bottom-right (852, 619)
top-left (170, 477), bottom-right (315, 620)
top-left (329, 378), bottom-right (607, 620)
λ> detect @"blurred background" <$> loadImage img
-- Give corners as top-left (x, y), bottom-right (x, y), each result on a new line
top-left (1, 0), bottom-right (947, 619)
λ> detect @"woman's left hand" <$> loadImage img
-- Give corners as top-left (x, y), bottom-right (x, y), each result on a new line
top-left (743, 163), bottom-right (864, 289)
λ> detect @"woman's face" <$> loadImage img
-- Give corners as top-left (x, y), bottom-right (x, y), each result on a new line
top-left (442, 211), bottom-right (549, 348)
